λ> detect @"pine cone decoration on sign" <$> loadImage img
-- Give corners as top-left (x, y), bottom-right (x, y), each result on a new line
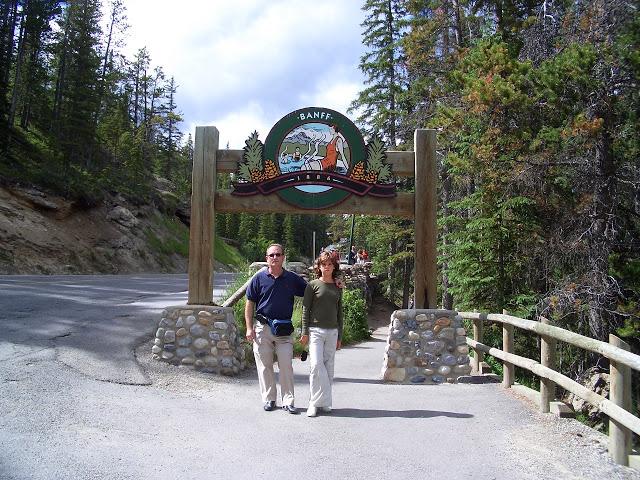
top-left (350, 162), bottom-right (366, 180)
top-left (365, 171), bottom-right (378, 184)
top-left (263, 159), bottom-right (279, 179)
top-left (250, 169), bottom-right (264, 183)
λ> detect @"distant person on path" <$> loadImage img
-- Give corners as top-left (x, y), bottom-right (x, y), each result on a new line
top-left (348, 246), bottom-right (357, 265)
top-left (245, 243), bottom-right (307, 414)
top-left (300, 251), bottom-right (343, 417)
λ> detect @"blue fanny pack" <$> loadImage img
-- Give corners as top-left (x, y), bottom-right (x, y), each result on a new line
top-left (256, 314), bottom-right (294, 337)
top-left (269, 318), bottom-right (294, 336)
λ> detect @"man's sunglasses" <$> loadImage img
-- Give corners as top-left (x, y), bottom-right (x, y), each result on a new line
top-left (267, 253), bottom-right (283, 258)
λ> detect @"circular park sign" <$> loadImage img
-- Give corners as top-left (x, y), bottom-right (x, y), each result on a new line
top-left (232, 106), bottom-right (395, 209)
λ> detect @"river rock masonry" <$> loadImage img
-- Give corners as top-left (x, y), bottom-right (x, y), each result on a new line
top-left (381, 309), bottom-right (472, 384)
top-left (152, 305), bottom-right (245, 375)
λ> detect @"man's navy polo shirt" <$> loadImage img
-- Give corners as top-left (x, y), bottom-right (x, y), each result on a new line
top-left (246, 269), bottom-right (307, 320)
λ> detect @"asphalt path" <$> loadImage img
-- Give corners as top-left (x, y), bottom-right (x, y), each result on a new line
top-left (0, 273), bottom-right (236, 384)
top-left (0, 275), bottom-right (636, 480)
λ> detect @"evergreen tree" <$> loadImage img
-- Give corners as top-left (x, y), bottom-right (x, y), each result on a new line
top-left (128, 47), bottom-right (149, 127)
top-left (158, 76), bottom-right (183, 179)
top-left (258, 213), bottom-right (277, 243)
top-left (96, 0), bottom-right (126, 120)
top-left (215, 212), bottom-right (227, 238)
top-left (53, 0), bottom-right (103, 172)
top-left (0, 1), bottom-right (19, 129)
top-left (282, 214), bottom-right (297, 259)
top-left (350, 0), bottom-right (408, 145)
top-left (226, 212), bottom-right (239, 240)
top-left (469, 0), bottom-right (542, 41)
top-left (12, 1), bottom-right (62, 131)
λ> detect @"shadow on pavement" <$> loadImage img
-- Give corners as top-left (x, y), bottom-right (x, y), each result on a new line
top-left (320, 408), bottom-right (474, 419)
top-left (332, 376), bottom-right (383, 384)
top-left (345, 337), bottom-right (386, 346)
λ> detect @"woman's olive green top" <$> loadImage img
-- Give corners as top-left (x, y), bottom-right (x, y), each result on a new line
top-left (301, 279), bottom-right (343, 340)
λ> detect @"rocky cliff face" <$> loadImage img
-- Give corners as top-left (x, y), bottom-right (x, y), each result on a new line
top-left (0, 184), bottom-right (189, 275)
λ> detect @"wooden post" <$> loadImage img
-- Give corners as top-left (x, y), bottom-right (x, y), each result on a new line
top-left (414, 129), bottom-right (438, 308)
top-left (540, 316), bottom-right (557, 413)
top-left (472, 315), bottom-right (484, 374)
top-left (187, 126), bottom-right (219, 305)
top-left (502, 309), bottom-right (514, 388)
top-left (609, 334), bottom-right (631, 466)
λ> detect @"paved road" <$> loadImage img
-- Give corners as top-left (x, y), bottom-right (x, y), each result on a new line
top-left (0, 273), bottom-right (236, 384)
top-left (0, 275), bottom-right (635, 480)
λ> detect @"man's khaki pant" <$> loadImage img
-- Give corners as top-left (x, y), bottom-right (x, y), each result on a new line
top-left (253, 322), bottom-right (295, 406)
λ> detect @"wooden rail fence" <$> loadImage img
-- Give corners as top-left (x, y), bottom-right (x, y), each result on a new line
top-left (460, 311), bottom-right (638, 467)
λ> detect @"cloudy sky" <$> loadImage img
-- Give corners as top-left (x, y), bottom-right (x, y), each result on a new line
top-left (119, 0), bottom-right (367, 148)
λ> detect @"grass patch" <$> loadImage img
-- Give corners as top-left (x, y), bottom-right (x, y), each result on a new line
top-left (145, 215), bottom-right (189, 257)
top-left (214, 235), bottom-right (245, 268)
top-left (146, 213), bottom-right (247, 268)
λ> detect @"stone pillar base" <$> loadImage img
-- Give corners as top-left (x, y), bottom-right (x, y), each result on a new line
top-left (152, 305), bottom-right (246, 375)
top-left (381, 309), bottom-right (472, 384)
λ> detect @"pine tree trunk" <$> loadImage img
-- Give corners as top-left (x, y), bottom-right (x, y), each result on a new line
top-left (386, 237), bottom-right (397, 300)
top-left (497, 211), bottom-right (505, 310)
top-left (385, 0), bottom-right (396, 145)
top-left (94, 2), bottom-right (115, 125)
top-left (8, 7), bottom-right (26, 127)
top-left (441, 163), bottom-right (454, 310)
top-left (20, 45), bottom-right (38, 129)
top-left (451, 0), bottom-right (465, 47)
top-left (52, 7), bottom-right (71, 135)
top-left (0, 1), bottom-right (19, 125)
top-left (402, 255), bottom-right (411, 308)
top-left (587, 104), bottom-right (617, 341)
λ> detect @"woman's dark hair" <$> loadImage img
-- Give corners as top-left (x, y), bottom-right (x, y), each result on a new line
top-left (313, 251), bottom-right (340, 279)
top-left (330, 124), bottom-right (340, 134)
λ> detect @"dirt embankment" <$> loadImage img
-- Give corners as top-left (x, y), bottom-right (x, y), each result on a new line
top-left (0, 184), bottom-right (189, 275)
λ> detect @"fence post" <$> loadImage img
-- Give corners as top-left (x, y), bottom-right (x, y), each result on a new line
top-left (609, 334), bottom-right (631, 466)
top-left (539, 316), bottom-right (556, 413)
top-left (472, 312), bottom-right (483, 374)
top-left (502, 309), bottom-right (514, 388)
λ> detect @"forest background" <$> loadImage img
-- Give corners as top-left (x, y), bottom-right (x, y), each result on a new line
top-left (0, 1), bottom-right (638, 393)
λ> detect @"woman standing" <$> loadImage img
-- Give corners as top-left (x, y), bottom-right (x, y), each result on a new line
top-left (300, 251), bottom-right (343, 417)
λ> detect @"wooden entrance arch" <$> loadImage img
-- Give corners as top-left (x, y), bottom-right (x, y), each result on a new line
top-left (186, 126), bottom-right (437, 308)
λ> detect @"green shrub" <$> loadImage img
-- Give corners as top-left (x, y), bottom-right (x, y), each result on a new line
top-left (341, 288), bottom-right (370, 345)
top-left (226, 269), bottom-right (253, 335)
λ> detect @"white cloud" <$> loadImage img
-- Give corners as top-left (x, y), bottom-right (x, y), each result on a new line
top-left (195, 102), bottom-right (270, 149)
top-left (112, 0), bottom-right (366, 147)
top-left (299, 80), bottom-right (361, 117)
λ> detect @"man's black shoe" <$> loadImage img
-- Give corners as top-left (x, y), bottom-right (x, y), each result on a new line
top-left (282, 405), bottom-right (298, 414)
top-left (263, 401), bottom-right (276, 411)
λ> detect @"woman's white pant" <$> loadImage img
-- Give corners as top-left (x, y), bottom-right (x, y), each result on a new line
top-left (308, 327), bottom-right (339, 408)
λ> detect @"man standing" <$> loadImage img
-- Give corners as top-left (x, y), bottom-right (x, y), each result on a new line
top-left (245, 243), bottom-right (307, 414)
top-left (348, 246), bottom-right (357, 265)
